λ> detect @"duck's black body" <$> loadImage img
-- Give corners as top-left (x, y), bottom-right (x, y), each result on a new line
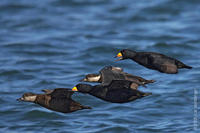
top-left (37, 88), bottom-right (90, 113)
top-left (117, 49), bottom-right (192, 74)
top-left (18, 88), bottom-right (91, 113)
top-left (74, 80), bottom-right (151, 103)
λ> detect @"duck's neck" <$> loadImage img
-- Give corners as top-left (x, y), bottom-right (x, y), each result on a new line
top-left (34, 95), bottom-right (46, 105)
top-left (126, 50), bottom-right (137, 59)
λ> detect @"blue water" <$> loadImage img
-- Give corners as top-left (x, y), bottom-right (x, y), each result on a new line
top-left (0, 0), bottom-right (200, 132)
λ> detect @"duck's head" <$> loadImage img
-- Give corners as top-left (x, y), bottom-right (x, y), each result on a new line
top-left (17, 93), bottom-right (37, 102)
top-left (115, 49), bottom-right (136, 61)
top-left (80, 74), bottom-right (101, 82)
top-left (72, 84), bottom-right (93, 93)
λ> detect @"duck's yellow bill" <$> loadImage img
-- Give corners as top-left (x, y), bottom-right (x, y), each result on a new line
top-left (72, 87), bottom-right (78, 91)
top-left (117, 52), bottom-right (122, 57)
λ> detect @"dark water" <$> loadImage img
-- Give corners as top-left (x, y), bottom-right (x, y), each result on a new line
top-left (0, 0), bottom-right (200, 132)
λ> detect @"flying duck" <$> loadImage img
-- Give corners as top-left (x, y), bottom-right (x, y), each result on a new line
top-left (81, 66), bottom-right (155, 89)
top-left (17, 88), bottom-right (91, 113)
top-left (72, 80), bottom-right (152, 103)
top-left (115, 49), bottom-right (192, 74)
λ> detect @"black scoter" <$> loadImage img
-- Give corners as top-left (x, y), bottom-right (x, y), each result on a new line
top-left (17, 88), bottom-right (91, 113)
top-left (81, 66), bottom-right (155, 89)
top-left (115, 49), bottom-right (192, 74)
top-left (72, 80), bottom-right (151, 103)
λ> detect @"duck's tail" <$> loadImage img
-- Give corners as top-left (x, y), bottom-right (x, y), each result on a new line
top-left (143, 92), bottom-right (152, 97)
top-left (144, 80), bottom-right (156, 84)
top-left (82, 106), bottom-right (92, 109)
top-left (176, 61), bottom-right (192, 69)
top-left (183, 65), bottom-right (192, 69)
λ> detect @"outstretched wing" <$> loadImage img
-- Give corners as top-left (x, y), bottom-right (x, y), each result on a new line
top-left (100, 66), bottom-right (123, 73)
top-left (42, 89), bottom-right (54, 94)
top-left (50, 88), bottom-right (74, 99)
top-left (107, 80), bottom-right (132, 90)
top-left (100, 66), bottom-right (125, 86)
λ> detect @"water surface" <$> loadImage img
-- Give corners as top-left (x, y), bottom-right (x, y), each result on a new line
top-left (0, 0), bottom-right (200, 132)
